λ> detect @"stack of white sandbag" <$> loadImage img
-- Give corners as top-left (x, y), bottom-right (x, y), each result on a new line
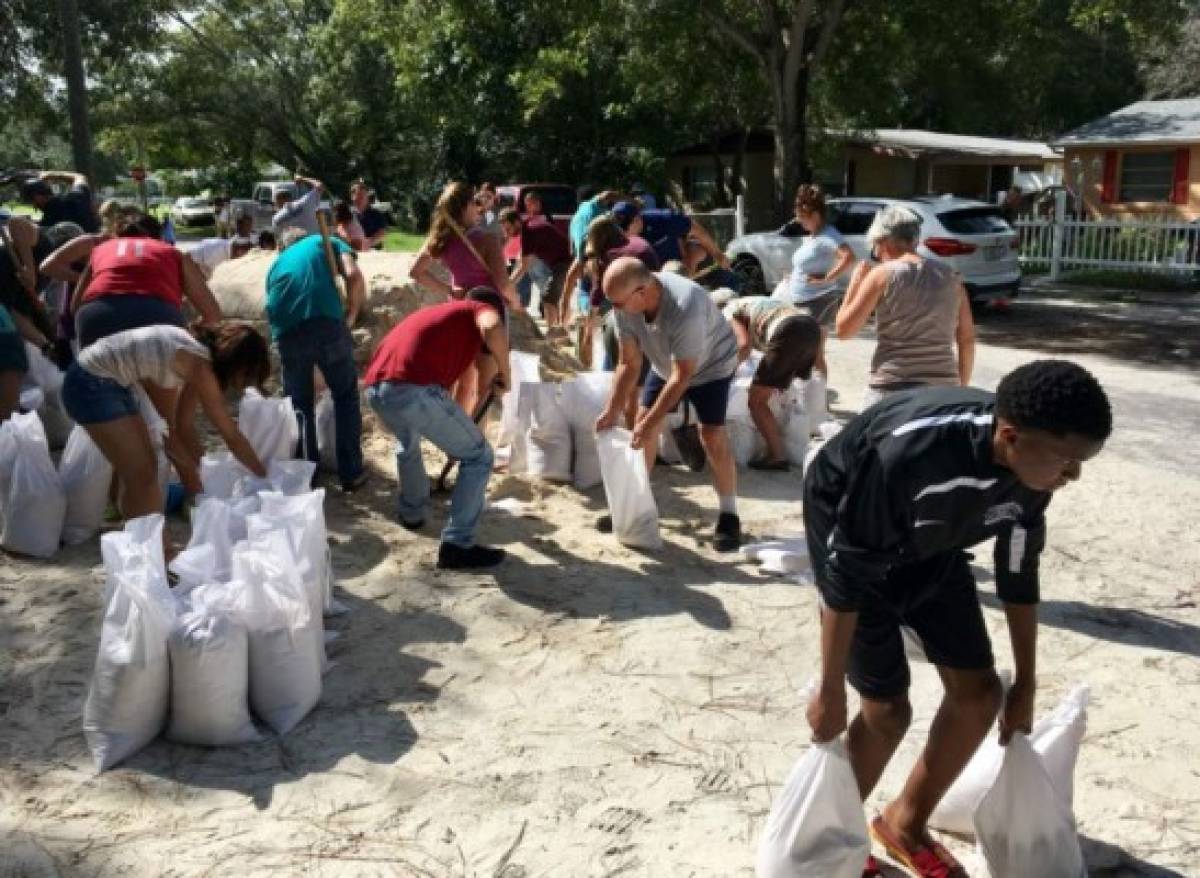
top-left (58, 425), bottom-right (114, 545)
top-left (82, 461), bottom-right (339, 770)
top-left (0, 411), bottom-right (67, 558)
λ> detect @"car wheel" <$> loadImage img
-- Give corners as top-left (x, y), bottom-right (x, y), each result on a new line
top-left (732, 256), bottom-right (766, 297)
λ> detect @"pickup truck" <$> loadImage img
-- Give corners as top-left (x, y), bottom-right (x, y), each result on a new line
top-left (232, 181), bottom-right (332, 232)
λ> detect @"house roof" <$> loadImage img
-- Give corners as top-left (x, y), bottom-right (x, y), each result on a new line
top-left (847, 129), bottom-right (1060, 161)
top-left (1053, 99), bottom-right (1200, 148)
top-left (668, 128), bottom-right (1058, 162)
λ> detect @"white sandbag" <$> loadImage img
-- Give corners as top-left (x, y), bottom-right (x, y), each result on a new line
top-left (59, 426), bottom-right (114, 545)
top-left (596, 428), bottom-right (661, 549)
top-left (23, 342), bottom-right (62, 393)
top-left (658, 408), bottom-right (685, 464)
top-left (802, 374), bottom-right (828, 434)
top-left (268, 459), bottom-right (317, 495)
top-left (256, 489), bottom-right (335, 615)
top-left (561, 373), bottom-right (611, 490)
top-left (501, 351), bottom-right (541, 472)
top-left (783, 401), bottom-right (809, 468)
top-left (83, 516), bottom-right (177, 771)
top-left (238, 388), bottom-right (298, 463)
top-left (166, 585), bottom-right (260, 747)
top-left (168, 543), bottom-right (218, 594)
top-left (232, 533), bottom-right (322, 734)
top-left (18, 386), bottom-right (44, 413)
top-left (186, 498), bottom-right (236, 582)
top-left (728, 419), bottom-right (764, 468)
top-left (930, 683), bottom-right (1089, 837)
top-left (0, 412), bottom-right (66, 558)
top-left (973, 734), bottom-right (1087, 878)
top-left (314, 390), bottom-right (337, 473)
top-left (741, 539), bottom-right (810, 574)
top-left (518, 381), bottom-right (572, 482)
top-left (200, 452), bottom-right (240, 499)
top-left (756, 736), bottom-right (871, 878)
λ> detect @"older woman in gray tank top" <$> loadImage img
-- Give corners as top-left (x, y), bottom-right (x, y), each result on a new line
top-left (835, 206), bottom-right (975, 409)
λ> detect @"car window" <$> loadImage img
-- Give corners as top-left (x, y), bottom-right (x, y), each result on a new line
top-left (831, 202), bottom-right (884, 236)
top-left (255, 187), bottom-right (269, 204)
top-left (778, 220), bottom-right (807, 238)
top-left (937, 207), bottom-right (1011, 234)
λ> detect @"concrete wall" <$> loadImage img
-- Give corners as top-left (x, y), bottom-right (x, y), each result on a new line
top-left (1064, 145), bottom-right (1200, 220)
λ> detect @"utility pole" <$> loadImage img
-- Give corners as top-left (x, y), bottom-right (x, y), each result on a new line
top-left (58, 0), bottom-right (95, 183)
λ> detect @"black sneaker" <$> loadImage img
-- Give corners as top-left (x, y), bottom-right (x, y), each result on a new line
top-left (748, 457), bottom-right (790, 472)
top-left (437, 542), bottom-right (506, 570)
top-left (340, 472), bottom-right (369, 492)
top-left (399, 517), bottom-right (425, 532)
top-left (713, 512), bottom-right (741, 553)
top-left (596, 514), bottom-right (613, 533)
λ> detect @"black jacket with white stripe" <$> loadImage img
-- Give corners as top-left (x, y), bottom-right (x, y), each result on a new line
top-left (803, 386), bottom-right (1050, 613)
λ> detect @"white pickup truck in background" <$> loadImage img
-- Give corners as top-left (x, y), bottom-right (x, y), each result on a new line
top-left (231, 181), bottom-right (332, 232)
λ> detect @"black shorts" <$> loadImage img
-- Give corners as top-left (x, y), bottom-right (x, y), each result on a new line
top-left (540, 262), bottom-right (569, 307)
top-left (753, 315), bottom-right (822, 390)
top-left (76, 294), bottom-right (187, 348)
top-left (842, 552), bottom-right (994, 699)
top-left (796, 288), bottom-right (842, 326)
top-left (641, 369), bottom-right (734, 426)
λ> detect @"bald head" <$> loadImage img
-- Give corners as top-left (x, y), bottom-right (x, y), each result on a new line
top-left (603, 256), bottom-right (653, 299)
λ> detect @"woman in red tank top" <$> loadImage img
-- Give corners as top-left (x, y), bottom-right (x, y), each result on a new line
top-left (71, 213), bottom-right (222, 349)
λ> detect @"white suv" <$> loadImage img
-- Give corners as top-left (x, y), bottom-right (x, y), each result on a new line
top-left (726, 196), bottom-right (1020, 304)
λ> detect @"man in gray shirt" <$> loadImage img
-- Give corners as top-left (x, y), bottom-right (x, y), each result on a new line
top-left (595, 257), bottom-right (741, 551)
top-left (273, 175), bottom-right (324, 235)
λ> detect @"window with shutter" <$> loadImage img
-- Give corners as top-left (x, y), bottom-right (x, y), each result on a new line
top-left (1117, 150), bottom-right (1175, 202)
top-left (1172, 148), bottom-right (1190, 205)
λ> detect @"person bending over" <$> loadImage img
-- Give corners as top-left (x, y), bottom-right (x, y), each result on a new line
top-left (60, 322), bottom-right (270, 533)
top-left (725, 295), bottom-right (822, 469)
top-left (265, 227), bottom-right (367, 491)
top-left (804, 360), bottom-right (1111, 878)
top-left (364, 289), bottom-right (512, 570)
top-left (499, 207), bottom-right (571, 329)
top-left (594, 257), bottom-right (742, 552)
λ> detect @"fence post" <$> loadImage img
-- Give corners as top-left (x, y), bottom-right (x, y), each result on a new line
top-left (1049, 188), bottom-right (1067, 281)
top-left (735, 194), bottom-right (746, 239)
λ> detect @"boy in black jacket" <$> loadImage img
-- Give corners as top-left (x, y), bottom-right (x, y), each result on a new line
top-left (804, 360), bottom-right (1111, 876)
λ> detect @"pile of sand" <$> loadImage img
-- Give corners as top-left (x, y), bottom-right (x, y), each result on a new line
top-left (209, 250), bottom-right (582, 377)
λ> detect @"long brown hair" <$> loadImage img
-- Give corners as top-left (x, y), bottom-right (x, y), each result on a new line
top-left (426, 181), bottom-right (475, 257)
top-left (583, 215), bottom-right (630, 283)
top-left (793, 183), bottom-right (826, 220)
top-left (191, 320), bottom-right (271, 390)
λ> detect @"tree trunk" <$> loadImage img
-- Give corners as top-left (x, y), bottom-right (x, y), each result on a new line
top-left (710, 135), bottom-right (729, 207)
top-left (729, 127), bottom-right (749, 199)
top-left (770, 62), bottom-right (809, 221)
top-left (58, 0), bottom-right (94, 182)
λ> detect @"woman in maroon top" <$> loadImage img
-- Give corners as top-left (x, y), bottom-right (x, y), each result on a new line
top-left (410, 182), bottom-right (519, 308)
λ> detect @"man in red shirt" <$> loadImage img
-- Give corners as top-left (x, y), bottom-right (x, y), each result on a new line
top-left (499, 207), bottom-right (571, 330)
top-left (364, 290), bottom-right (512, 569)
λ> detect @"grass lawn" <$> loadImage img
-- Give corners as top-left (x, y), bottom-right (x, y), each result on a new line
top-left (382, 229), bottom-right (425, 252)
top-left (1057, 268), bottom-right (1197, 294)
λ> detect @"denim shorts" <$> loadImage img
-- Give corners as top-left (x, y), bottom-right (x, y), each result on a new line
top-left (641, 370), bottom-right (735, 426)
top-left (62, 363), bottom-right (139, 425)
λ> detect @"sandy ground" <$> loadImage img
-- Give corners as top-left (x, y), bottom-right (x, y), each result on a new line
top-left (2, 289), bottom-right (1199, 877)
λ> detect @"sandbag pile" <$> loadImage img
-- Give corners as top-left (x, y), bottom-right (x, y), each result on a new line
top-left (82, 457), bottom-right (338, 771)
top-left (20, 342), bottom-right (73, 450)
top-left (0, 412), bottom-right (67, 558)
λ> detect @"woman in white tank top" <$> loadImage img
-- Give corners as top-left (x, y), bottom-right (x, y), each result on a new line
top-left (62, 322), bottom-right (271, 543)
top-left (834, 206), bottom-right (975, 410)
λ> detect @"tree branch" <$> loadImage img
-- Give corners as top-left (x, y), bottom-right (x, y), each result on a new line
top-left (699, 1), bottom-right (767, 65)
top-left (810, 0), bottom-right (848, 67)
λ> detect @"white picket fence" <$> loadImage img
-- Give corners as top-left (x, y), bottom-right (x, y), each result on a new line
top-left (1015, 191), bottom-right (1200, 279)
top-left (689, 195), bottom-right (746, 251)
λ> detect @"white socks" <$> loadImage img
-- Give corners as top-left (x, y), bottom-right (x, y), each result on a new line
top-left (718, 494), bottom-right (738, 515)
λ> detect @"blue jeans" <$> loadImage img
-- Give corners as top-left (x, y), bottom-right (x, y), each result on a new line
top-left (277, 317), bottom-right (364, 482)
top-left (366, 381), bottom-right (494, 547)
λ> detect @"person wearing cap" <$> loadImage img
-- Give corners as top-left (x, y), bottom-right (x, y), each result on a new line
top-left (725, 296), bottom-right (822, 469)
top-left (595, 256), bottom-right (742, 552)
top-left (265, 227), bottom-right (368, 491)
top-left (364, 289), bottom-right (512, 570)
top-left (611, 201), bottom-right (729, 276)
top-left (22, 171), bottom-right (99, 233)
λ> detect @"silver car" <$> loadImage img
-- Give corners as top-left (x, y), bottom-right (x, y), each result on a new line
top-left (726, 195), bottom-right (1021, 304)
